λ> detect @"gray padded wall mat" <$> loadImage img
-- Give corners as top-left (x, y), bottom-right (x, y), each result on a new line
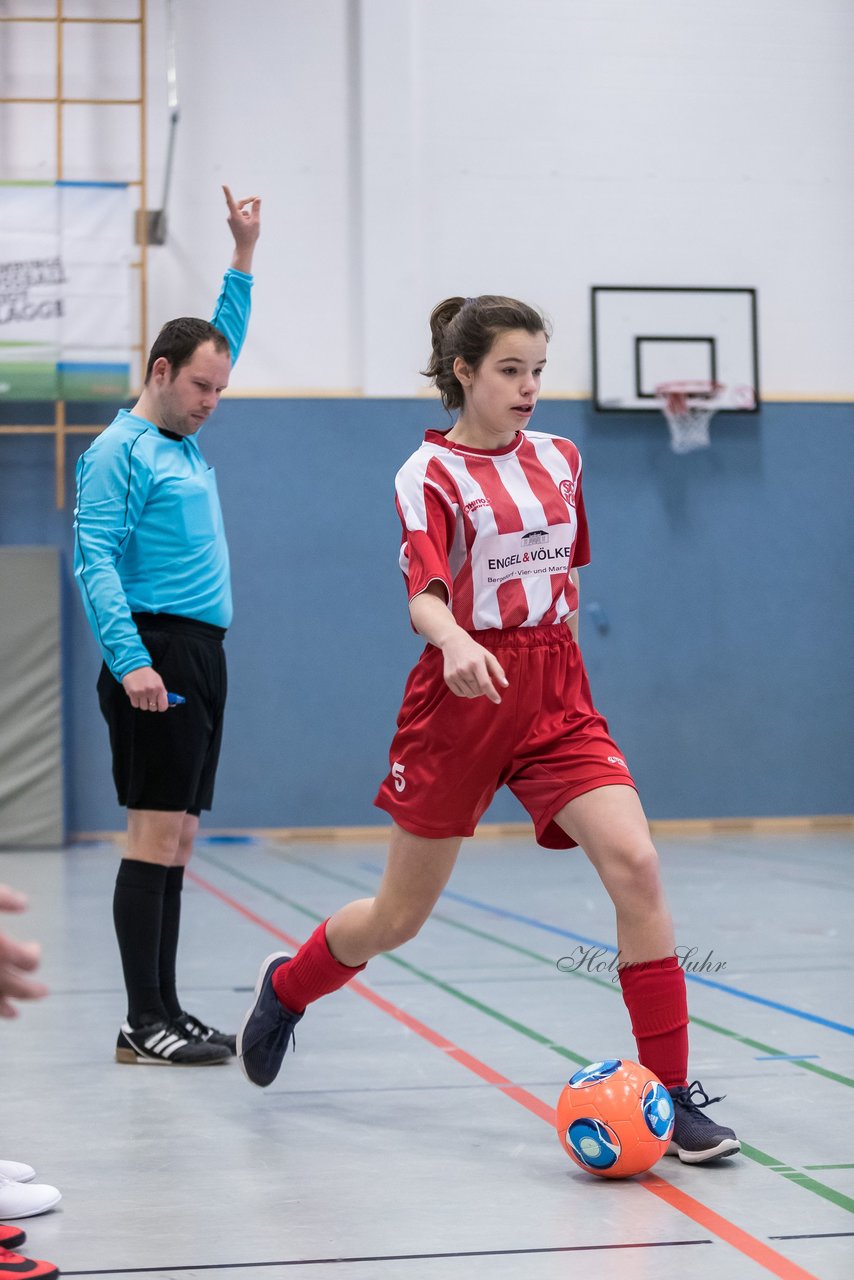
top-left (0, 547), bottom-right (64, 846)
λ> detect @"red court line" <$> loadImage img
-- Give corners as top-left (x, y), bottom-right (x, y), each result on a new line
top-left (189, 869), bottom-right (820, 1280)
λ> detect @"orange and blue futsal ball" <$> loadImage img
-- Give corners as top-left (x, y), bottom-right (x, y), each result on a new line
top-left (555, 1059), bottom-right (675, 1178)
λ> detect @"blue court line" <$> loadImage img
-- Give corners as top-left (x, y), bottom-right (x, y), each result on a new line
top-left (360, 862), bottom-right (854, 1038)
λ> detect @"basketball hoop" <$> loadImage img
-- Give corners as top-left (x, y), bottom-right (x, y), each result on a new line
top-left (655, 380), bottom-right (725, 454)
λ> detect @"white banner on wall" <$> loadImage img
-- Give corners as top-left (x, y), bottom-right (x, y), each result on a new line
top-left (0, 181), bottom-right (132, 401)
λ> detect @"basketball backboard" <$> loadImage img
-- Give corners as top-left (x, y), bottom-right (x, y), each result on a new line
top-left (591, 286), bottom-right (760, 412)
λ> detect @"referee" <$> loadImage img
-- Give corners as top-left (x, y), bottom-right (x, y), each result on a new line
top-left (74, 187), bottom-right (260, 1065)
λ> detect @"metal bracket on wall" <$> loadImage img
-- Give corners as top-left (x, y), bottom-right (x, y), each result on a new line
top-left (135, 0), bottom-right (179, 247)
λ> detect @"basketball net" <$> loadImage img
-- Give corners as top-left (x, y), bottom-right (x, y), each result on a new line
top-left (656, 380), bottom-right (725, 454)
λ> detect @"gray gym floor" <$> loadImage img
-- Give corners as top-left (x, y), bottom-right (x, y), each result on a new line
top-left (1, 829), bottom-right (852, 1279)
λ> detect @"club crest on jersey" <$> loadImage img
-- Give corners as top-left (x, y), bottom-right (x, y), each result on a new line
top-left (559, 478), bottom-right (576, 507)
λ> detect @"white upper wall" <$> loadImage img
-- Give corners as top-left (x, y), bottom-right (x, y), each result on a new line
top-left (2, 0), bottom-right (852, 397)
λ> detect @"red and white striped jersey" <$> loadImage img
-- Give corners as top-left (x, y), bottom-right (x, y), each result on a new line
top-left (395, 428), bottom-right (590, 631)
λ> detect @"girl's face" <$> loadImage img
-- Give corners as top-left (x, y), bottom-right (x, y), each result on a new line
top-left (453, 328), bottom-right (548, 446)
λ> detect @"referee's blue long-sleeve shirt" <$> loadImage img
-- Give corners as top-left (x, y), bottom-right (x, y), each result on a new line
top-left (73, 268), bottom-right (252, 681)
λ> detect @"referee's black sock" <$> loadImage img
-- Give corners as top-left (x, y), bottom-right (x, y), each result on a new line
top-left (113, 858), bottom-right (169, 1027)
top-left (159, 865), bottom-right (185, 1021)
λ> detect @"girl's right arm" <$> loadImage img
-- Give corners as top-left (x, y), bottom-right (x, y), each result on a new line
top-left (409, 582), bottom-right (508, 705)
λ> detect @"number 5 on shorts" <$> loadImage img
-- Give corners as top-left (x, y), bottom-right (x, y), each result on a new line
top-left (391, 761), bottom-right (406, 793)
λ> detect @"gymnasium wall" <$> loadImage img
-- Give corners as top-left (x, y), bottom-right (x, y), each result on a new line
top-left (1, 1), bottom-right (853, 833)
top-left (1, 396), bottom-right (852, 834)
top-left (153, 0), bottom-right (854, 398)
top-left (3, 0), bottom-right (851, 395)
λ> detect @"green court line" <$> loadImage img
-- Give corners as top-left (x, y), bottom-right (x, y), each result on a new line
top-left (803, 1163), bottom-right (854, 1171)
top-left (272, 850), bottom-right (854, 1092)
top-left (740, 1145), bottom-right (854, 1211)
top-left (199, 849), bottom-right (854, 1217)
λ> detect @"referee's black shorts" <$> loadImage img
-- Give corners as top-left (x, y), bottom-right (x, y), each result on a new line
top-left (97, 613), bottom-right (227, 816)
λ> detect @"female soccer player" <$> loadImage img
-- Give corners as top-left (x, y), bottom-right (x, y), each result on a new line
top-left (238, 295), bottom-right (740, 1164)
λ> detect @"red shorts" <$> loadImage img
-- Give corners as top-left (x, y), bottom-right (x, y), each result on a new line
top-left (374, 625), bottom-right (636, 849)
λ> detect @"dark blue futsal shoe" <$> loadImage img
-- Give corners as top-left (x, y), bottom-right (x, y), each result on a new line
top-left (666, 1081), bottom-right (741, 1163)
top-left (237, 952), bottom-right (304, 1088)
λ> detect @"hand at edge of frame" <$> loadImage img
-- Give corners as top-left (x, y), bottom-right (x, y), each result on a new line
top-left (0, 892), bottom-right (48, 1017)
top-left (0, 883), bottom-right (28, 915)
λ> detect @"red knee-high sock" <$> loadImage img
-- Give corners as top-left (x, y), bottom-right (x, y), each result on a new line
top-left (272, 920), bottom-right (366, 1014)
top-left (618, 955), bottom-right (688, 1089)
